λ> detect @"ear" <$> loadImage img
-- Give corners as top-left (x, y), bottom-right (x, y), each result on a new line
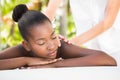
top-left (22, 40), bottom-right (31, 51)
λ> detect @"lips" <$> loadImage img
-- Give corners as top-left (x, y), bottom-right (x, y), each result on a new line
top-left (48, 50), bottom-right (57, 57)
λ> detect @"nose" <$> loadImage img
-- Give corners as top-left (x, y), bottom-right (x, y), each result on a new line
top-left (47, 41), bottom-right (55, 51)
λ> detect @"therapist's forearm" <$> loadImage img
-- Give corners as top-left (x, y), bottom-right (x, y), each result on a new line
top-left (45, 0), bottom-right (62, 21)
top-left (71, 0), bottom-right (120, 46)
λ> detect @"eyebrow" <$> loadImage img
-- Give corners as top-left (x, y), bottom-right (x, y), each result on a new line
top-left (36, 31), bottom-right (55, 41)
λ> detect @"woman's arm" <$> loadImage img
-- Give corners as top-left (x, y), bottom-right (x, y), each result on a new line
top-left (45, 0), bottom-right (62, 21)
top-left (0, 45), bottom-right (30, 70)
top-left (0, 56), bottom-right (59, 70)
top-left (0, 57), bottom-right (28, 70)
top-left (0, 45), bottom-right (59, 70)
top-left (0, 44), bottom-right (28, 59)
top-left (29, 41), bottom-right (116, 68)
top-left (53, 41), bottom-right (117, 67)
top-left (71, 0), bottom-right (120, 46)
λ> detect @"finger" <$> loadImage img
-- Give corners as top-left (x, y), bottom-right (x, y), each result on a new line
top-left (26, 66), bottom-right (35, 69)
top-left (63, 39), bottom-right (72, 45)
top-left (48, 59), bottom-right (57, 63)
top-left (58, 35), bottom-right (64, 40)
top-left (58, 35), bottom-right (72, 44)
top-left (64, 39), bottom-right (68, 42)
top-left (19, 67), bottom-right (26, 69)
top-left (57, 57), bottom-right (63, 61)
top-left (68, 41), bottom-right (72, 44)
top-left (29, 61), bottom-right (50, 66)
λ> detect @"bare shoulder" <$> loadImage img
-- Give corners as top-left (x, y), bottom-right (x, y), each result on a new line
top-left (0, 44), bottom-right (30, 59)
top-left (57, 40), bottom-right (87, 59)
top-left (58, 40), bottom-right (106, 59)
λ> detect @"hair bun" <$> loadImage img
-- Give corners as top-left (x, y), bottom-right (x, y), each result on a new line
top-left (12, 4), bottom-right (28, 22)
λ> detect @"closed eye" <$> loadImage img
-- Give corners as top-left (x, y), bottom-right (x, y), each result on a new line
top-left (37, 41), bottom-right (46, 45)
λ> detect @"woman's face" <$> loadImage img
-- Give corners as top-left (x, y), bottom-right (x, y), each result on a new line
top-left (26, 21), bottom-right (60, 59)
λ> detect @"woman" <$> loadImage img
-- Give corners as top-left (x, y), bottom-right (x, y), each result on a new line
top-left (0, 4), bottom-right (116, 70)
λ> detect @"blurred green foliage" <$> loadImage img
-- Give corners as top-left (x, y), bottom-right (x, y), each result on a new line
top-left (0, 0), bottom-right (30, 50)
top-left (0, 0), bottom-right (30, 16)
top-left (0, 23), bottom-right (22, 50)
top-left (67, 13), bottom-right (76, 38)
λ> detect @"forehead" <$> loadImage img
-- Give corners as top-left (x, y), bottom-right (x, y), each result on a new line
top-left (28, 21), bottom-right (54, 39)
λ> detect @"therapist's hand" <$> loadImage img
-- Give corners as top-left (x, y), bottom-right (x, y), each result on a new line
top-left (58, 35), bottom-right (72, 44)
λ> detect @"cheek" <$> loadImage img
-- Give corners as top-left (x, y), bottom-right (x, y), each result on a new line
top-left (30, 44), bottom-right (47, 57)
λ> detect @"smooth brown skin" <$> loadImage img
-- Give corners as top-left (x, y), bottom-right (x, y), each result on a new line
top-left (28, 40), bottom-right (117, 68)
top-left (0, 40), bottom-right (117, 70)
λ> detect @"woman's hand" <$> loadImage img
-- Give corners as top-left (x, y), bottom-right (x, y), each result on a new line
top-left (26, 57), bottom-right (62, 67)
top-left (24, 57), bottom-right (63, 69)
top-left (26, 64), bottom-right (54, 69)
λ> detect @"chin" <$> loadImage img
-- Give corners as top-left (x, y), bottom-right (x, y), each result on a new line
top-left (49, 55), bottom-right (57, 59)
